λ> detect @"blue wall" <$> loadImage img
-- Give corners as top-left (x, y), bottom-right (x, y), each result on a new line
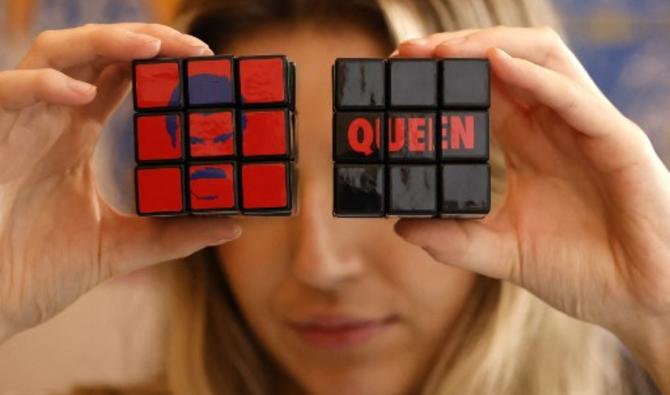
top-left (555, 0), bottom-right (670, 163)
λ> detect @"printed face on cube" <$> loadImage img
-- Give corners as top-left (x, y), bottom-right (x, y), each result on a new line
top-left (186, 56), bottom-right (235, 107)
top-left (189, 163), bottom-right (237, 212)
top-left (188, 110), bottom-right (236, 158)
top-left (133, 55), bottom-right (295, 216)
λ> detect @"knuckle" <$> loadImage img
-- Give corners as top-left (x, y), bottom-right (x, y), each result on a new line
top-left (558, 81), bottom-right (583, 113)
top-left (33, 30), bottom-right (57, 49)
top-left (82, 23), bottom-right (104, 37)
top-left (82, 23), bottom-right (100, 29)
top-left (36, 68), bottom-right (60, 86)
top-left (147, 23), bottom-right (171, 33)
top-left (488, 25), bottom-right (510, 35)
top-left (427, 32), bottom-right (446, 41)
top-left (537, 25), bottom-right (564, 46)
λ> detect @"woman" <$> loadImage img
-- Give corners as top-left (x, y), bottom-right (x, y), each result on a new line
top-left (1, 0), bottom-right (669, 394)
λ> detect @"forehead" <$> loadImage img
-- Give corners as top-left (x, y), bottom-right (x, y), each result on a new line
top-left (222, 22), bottom-right (391, 73)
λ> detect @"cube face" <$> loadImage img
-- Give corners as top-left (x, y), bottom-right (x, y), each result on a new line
top-left (333, 57), bottom-right (490, 218)
top-left (185, 56), bottom-right (235, 106)
top-left (333, 112), bottom-right (384, 162)
top-left (334, 59), bottom-right (386, 109)
top-left (388, 165), bottom-right (437, 216)
top-left (133, 60), bottom-right (182, 110)
top-left (387, 112), bottom-right (437, 162)
top-left (188, 110), bottom-right (236, 159)
top-left (241, 109), bottom-right (291, 158)
top-left (135, 113), bottom-right (184, 162)
top-left (136, 166), bottom-right (185, 215)
top-left (441, 164), bottom-right (490, 217)
top-left (441, 111), bottom-right (489, 161)
top-left (241, 162), bottom-right (291, 213)
top-left (189, 163), bottom-right (237, 212)
top-left (238, 56), bottom-right (288, 105)
top-left (133, 55), bottom-right (296, 217)
top-left (441, 59), bottom-right (490, 109)
top-left (334, 164), bottom-right (385, 217)
top-left (389, 60), bottom-right (438, 108)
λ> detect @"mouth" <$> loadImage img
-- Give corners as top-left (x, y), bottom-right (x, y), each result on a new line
top-left (288, 314), bottom-right (400, 350)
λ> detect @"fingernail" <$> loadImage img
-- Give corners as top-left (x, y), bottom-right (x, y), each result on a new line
top-left (436, 36), bottom-right (466, 50)
top-left (208, 224), bottom-right (242, 246)
top-left (126, 31), bottom-right (161, 49)
top-left (389, 49), bottom-right (400, 57)
top-left (192, 45), bottom-right (214, 56)
top-left (67, 79), bottom-right (96, 95)
top-left (182, 33), bottom-right (208, 47)
top-left (494, 47), bottom-right (512, 60)
top-left (403, 37), bottom-right (429, 46)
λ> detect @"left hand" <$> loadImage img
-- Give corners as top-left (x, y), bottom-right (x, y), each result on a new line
top-left (393, 26), bottom-right (670, 388)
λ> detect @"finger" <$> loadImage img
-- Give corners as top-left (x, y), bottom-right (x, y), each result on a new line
top-left (395, 218), bottom-right (518, 282)
top-left (102, 214), bottom-right (241, 277)
top-left (432, 26), bottom-right (601, 95)
top-left (20, 23), bottom-right (212, 71)
top-left (396, 29), bottom-right (477, 57)
top-left (488, 47), bottom-right (653, 174)
top-left (0, 69), bottom-right (97, 109)
top-left (86, 63), bottom-right (131, 122)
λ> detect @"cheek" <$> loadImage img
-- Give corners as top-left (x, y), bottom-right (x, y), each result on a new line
top-left (215, 219), bottom-right (293, 317)
top-left (378, 237), bottom-right (478, 332)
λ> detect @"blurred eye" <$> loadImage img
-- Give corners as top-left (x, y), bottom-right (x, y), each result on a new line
top-left (214, 133), bottom-right (234, 143)
top-left (190, 136), bottom-right (205, 145)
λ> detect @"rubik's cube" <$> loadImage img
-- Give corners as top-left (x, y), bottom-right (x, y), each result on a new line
top-left (332, 58), bottom-right (491, 218)
top-left (132, 55), bottom-right (296, 216)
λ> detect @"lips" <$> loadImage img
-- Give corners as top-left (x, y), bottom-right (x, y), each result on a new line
top-left (288, 314), bottom-right (399, 350)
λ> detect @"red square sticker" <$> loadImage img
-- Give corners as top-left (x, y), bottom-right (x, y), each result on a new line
top-left (135, 113), bottom-right (183, 162)
top-left (241, 163), bottom-right (288, 209)
top-left (189, 163), bottom-right (236, 211)
top-left (241, 110), bottom-right (288, 157)
top-left (136, 167), bottom-right (184, 214)
top-left (238, 57), bottom-right (286, 105)
top-left (134, 61), bottom-right (182, 109)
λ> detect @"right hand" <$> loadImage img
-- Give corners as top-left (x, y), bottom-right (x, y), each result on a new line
top-left (0, 23), bottom-right (241, 343)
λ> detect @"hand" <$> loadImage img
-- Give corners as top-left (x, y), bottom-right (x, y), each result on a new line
top-left (0, 24), bottom-right (241, 343)
top-left (393, 26), bottom-right (670, 389)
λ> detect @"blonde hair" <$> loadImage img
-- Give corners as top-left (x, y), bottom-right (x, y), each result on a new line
top-left (137, 1), bottom-right (653, 395)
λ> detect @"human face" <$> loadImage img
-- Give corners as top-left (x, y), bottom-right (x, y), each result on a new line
top-left (217, 23), bottom-right (478, 395)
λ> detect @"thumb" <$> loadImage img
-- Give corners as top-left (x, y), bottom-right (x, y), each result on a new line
top-left (102, 214), bottom-right (241, 277)
top-left (394, 218), bottom-right (517, 281)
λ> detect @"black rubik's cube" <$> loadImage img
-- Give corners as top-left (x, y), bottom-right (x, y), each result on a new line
top-left (132, 55), bottom-right (296, 216)
top-left (332, 58), bottom-right (491, 218)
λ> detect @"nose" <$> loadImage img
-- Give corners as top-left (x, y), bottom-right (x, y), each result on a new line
top-left (289, 171), bottom-right (365, 291)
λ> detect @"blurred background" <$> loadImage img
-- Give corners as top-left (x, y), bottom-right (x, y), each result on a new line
top-left (0, 0), bottom-right (668, 393)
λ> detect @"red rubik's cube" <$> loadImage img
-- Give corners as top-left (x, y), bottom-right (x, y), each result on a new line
top-left (132, 55), bottom-right (296, 216)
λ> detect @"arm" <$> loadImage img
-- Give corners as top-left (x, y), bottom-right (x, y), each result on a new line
top-left (0, 23), bottom-right (241, 345)
top-left (393, 26), bottom-right (670, 393)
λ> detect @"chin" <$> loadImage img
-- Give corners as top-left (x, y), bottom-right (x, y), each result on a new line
top-left (291, 362), bottom-right (416, 395)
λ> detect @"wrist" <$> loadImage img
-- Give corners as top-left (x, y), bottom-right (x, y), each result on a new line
top-left (614, 314), bottom-right (670, 394)
top-left (0, 317), bottom-right (16, 345)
